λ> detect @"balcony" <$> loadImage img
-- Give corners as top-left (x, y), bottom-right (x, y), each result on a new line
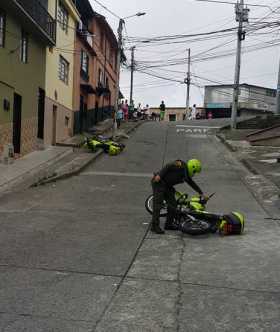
top-left (11, 0), bottom-right (56, 45)
top-left (77, 28), bottom-right (96, 56)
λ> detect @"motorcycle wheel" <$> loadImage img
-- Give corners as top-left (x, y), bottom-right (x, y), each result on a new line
top-left (145, 194), bottom-right (168, 217)
top-left (180, 218), bottom-right (211, 236)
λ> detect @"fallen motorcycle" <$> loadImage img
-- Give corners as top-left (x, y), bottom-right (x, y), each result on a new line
top-left (83, 135), bottom-right (125, 156)
top-left (145, 191), bottom-right (245, 236)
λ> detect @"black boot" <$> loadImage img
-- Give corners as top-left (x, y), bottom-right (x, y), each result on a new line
top-left (151, 224), bottom-right (165, 234)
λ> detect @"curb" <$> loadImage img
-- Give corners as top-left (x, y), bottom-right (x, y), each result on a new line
top-left (216, 131), bottom-right (280, 218)
top-left (35, 121), bottom-right (144, 186)
top-left (0, 148), bottom-right (73, 196)
top-left (240, 159), bottom-right (259, 175)
top-left (34, 150), bottom-right (104, 186)
top-left (215, 133), bottom-right (237, 152)
top-left (216, 133), bottom-right (261, 175)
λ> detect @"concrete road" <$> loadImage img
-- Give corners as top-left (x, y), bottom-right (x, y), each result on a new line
top-left (0, 120), bottom-right (279, 331)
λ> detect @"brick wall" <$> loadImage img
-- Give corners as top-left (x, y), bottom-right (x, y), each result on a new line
top-left (20, 116), bottom-right (38, 155)
top-left (0, 117), bottom-right (38, 157)
top-left (0, 122), bottom-right (13, 154)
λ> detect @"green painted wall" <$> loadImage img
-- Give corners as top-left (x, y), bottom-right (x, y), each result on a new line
top-left (0, 11), bottom-right (46, 124)
top-left (0, 82), bottom-right (13, 123)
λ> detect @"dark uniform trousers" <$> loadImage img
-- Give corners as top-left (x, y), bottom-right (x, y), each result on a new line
top-left (152, 181), bottom-right (177, 227)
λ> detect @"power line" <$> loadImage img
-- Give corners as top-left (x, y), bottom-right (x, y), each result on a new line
top-left (91, 0), bottom-right (121, 19)
top-left (136, 69), bottom-right (184, 83)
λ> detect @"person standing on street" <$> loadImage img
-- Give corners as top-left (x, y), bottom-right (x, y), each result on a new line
top-left (143, 104), bottom-right (150, 120)
top-left (151, 159), bottom-right (207, 234)
top-left (190, 104), bottom-right (197, 120)
top-left (159, 101), bottom-right (166, 121)
top-left (122, 100), bottom-right (129, 121)
top-left (116, 107), bottom-right (123, 129)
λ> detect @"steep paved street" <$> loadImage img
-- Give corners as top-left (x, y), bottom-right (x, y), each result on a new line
top-left (0, 120), bottom-right (279, 331)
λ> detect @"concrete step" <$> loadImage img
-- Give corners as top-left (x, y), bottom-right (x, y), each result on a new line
top-left (247, 125), bottom-right (280, 146)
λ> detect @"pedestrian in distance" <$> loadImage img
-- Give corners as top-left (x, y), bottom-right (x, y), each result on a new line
top-left (190, 104), bottom-right (197, 120)
top-left (137, 103), bottom-right (142, 119)
top-left (116, 107), bottom-right (123, 129)
top-left (132, 109), bottom-right (138, 122)
top-left (159, 101), bottom-right (166, 121)
top-left (122, 99), bottom-right (129, 121)
top-left (143, 104), bottom-right (150, 120)
top-left (128, 100), bottom-right (135, 120)
top-left (187, 107), bottom-right (192, 120)
top-left (151, 159), bottom-right (208, 234)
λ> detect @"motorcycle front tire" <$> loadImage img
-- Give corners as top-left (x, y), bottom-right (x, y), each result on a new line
top-left (145, 194), bottom-right (168, 217)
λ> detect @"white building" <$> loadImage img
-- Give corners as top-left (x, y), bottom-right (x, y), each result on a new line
top-left (204, 84), bottom-right (277, 118)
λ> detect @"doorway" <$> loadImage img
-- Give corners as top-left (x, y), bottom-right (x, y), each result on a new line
top-left (13, 93), bottom-right (22, 154)
top-left (95, 101), bottom-right (99, 124)
top-left (79, 95), bottom-right (84, 133)
top-left (169, 114), bottom-right (176, 122)
top-left (52, 105), bottom-right (57, 145)
top-left (37, 88), bottom-right (45, 139)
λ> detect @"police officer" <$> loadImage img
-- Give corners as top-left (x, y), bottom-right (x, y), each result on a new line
top-left (151, 159), bottom-right (206, 234)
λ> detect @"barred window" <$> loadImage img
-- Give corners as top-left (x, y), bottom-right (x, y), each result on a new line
top-left (0, 11), bottom-right (5, 47)
top-left (58, 55), bottom-right (69, 84)
top-left (98, 68), bottom-right (103, 85)
top-left (20, 30), bottom-right (28, 63)
top-left (58, 1), bottom-right (68, 33)
top-left (81, 50), bottom-right (89, 75)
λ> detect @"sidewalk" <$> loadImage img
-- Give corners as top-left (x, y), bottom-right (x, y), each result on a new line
top-left (0, 146), bottom-right (72, 197)
top-left (0, 120), bottom-right (143, 196)
top-left (217, 127), bottom-right (280, 218)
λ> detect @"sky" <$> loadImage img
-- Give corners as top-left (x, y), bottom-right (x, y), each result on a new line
top-left (89, 0), bottom-right (280, 108)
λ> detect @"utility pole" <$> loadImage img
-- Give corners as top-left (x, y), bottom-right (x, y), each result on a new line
top-left (184, 48), bottom-right (191, 119)
top-left (113, 18), bottom-right (125, 138)
top-left (112, 13), bottom-right (146, 138)
top-left (231, 0), bottom-right (249, 128)
top-left (186, 48), bottom-right (191, 110)
top-left (129, 46), bottom-right (136, 110)
top-left (276, 59), bottom-right (280, 114)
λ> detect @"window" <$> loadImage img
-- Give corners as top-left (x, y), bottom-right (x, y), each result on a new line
top-left (98, 68), bottom-right (103, 85)
top-left (58, 1), bottom-right (68, 33)
top-left (0, 10), bottom-right (6, 47)
top-left (109, 48), bottom-right (114, 67)
top-left (266, 89), bottom-right (276, 98)
top-left (20, 30), bottom-right (28, 63)
top-left (81, 50), bottom-right (89, 75)
top-left (100, 32), bottom-right (104, 50)
top-left (65, 116), bottom-right (70, 127)
top-left (58, 55), bottom-right (69, 84)
top-left (105, 76), bottom-right (109, 88)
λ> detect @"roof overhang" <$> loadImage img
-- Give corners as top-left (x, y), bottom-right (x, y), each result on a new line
top-left (81, 83), bottom-right (96, 94)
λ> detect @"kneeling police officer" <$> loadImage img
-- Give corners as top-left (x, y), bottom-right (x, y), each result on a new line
top-left (151, 159), bottom-right (207, 234)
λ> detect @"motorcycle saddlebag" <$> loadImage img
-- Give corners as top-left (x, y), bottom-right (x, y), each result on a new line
top-left (219, 212), bottom-right (245, 235)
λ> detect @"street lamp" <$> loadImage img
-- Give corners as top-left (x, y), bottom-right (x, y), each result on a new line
top-left (113, 12), bottom-right (146, 138)
top-left (123, 12), bottom-right (146, 19)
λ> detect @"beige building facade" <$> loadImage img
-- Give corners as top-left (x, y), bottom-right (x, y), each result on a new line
top-left (149, 107), bottom-right (187, 121)
top-left (44, 0), bottom-right (80, 145)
